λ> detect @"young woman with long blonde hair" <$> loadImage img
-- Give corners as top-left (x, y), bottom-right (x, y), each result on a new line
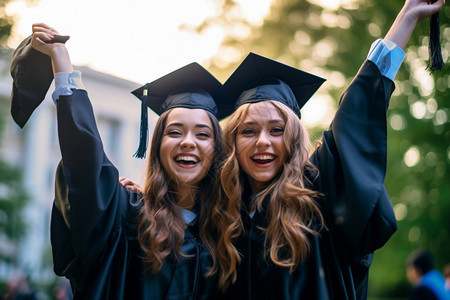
top-left (218, 0), bottom-right (445, 298)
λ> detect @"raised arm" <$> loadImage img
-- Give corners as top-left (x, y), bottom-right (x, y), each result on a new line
top-left (385, 0), bottom-right (445, 50)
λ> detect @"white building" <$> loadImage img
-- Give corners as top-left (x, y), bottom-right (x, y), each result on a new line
top-left (0, 53), bottom-right (157, 281)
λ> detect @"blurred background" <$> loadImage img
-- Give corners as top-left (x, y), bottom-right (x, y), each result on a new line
top-left (0, 0), bottom-right (449, 299)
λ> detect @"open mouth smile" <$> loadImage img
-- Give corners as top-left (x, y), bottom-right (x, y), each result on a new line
top-left (251, 154), bottom-right (276, 164)
top-left (174, 154), bottom-right (200, 166)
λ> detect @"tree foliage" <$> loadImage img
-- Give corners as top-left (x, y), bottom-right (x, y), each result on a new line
top-left (0, 0), bottom-right (14, 47)
top-left (192, 0), bottom-right (449, 297)
top-left (0, 0), bottom-right (30, 267)
top-left (0, 106), bottom-right (28, 264)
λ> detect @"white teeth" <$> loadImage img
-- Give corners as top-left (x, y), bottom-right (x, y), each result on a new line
top-left (176, 156), bottom-right (198, 163)
top-left (252, 155), bottom-right (274, 160)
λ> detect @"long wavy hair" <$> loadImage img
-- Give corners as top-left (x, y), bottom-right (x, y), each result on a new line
top-left (138, 108), bottom-right (240, 290)
top-left (220, 100), bottom-right (324, 280)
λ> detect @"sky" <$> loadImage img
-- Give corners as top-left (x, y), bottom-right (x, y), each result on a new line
top-left (6, 0), bottom-right (273, 84)
top-left (6, 0), bottom-right (342, 127)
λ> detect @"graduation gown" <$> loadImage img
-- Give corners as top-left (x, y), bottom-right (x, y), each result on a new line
top-left (223, 60), bottom-right (398, 300)
top-left (51, 89), bottom-right (218, 299)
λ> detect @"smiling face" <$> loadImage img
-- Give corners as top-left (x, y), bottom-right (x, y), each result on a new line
top-left (235, 101), bottom-right (288, 193)
top-left (160, 107), bottom-right (215, 187)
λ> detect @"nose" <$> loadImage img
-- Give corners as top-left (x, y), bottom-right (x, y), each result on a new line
top-left (180, 132), bottom-right (196, 150)
top-left (256, 130), bottom-right (271, 148)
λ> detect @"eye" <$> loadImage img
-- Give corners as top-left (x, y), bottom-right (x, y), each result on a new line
top-left (197, 132), bottom-right (212, 139)
top-left (166, 129), bottom-right (182, 136)
top-left (240, 128), bottom-right (255, 135)
top-left (271, 127), bottom-right (284, 135)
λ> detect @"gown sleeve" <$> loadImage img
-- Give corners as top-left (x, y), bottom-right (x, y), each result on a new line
top-left (50, 89), bottom-right (134, 292)
top-left (310, 60), bottom-right (397, 261)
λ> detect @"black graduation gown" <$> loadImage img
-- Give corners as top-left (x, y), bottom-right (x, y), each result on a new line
top-left (50, 89), bottom-right (218, 299)
top-left (222, 60), bottom-right (398, 300)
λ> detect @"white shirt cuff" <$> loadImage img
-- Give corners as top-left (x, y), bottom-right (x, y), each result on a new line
top-left (52, 71), bottom-right (85, 104)
top-left (367, 39), bottom-right (405, 81)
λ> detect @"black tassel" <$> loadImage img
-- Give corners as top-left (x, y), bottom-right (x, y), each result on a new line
top-left (133, 89), bottom-right (149, 158)
top-left (427, 0), bottom-right (444, 72)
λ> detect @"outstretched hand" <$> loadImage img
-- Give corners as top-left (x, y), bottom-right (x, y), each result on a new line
top-left (30, 23), bottom-right (73, 74)
top-left (402, 0), bottom-right (445, 23)
top-left (385, 0), bottom-right (445, 50)
top-left (119, 177), bottom-right (142, 193)
top-left (30, 23), bottom-right (63, 56)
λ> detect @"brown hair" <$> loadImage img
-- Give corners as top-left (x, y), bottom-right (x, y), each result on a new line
top-left (220, 101), bottom-right (324, 282)
top-left (137, 108), bottom-right (240, 291)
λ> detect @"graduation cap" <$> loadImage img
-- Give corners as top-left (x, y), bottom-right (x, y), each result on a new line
top-left (10, 35), bottom-right (54, 128)
top-left (10, 35), bottom-right (70, 128)
top-left (219, 52), bottom-right (326, 119)
top-left (131, 62), bottom-right (222, 158)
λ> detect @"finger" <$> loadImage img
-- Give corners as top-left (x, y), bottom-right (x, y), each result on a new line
top-left (32, 31), bottom-right (54, 43)
top-left (32, 23), bottom-right (59, 34)
top-left (35, 37), bottom-right (46, 45)
top-left (122, 179), bottom-right (133, 186)
top-left (32, 26), bottom-right (58, 41)
top-left (124, 184), bottom-right (140, 193)
top-left (433, 0), bottom-right (445, 10)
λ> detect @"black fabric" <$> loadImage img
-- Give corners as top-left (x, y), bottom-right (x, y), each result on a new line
top-left (218, 52), bottom-right (326, 119)
top-left (10, 35), bottom-right (54, 128)
top-left (131, 62), bottom-right (222, 117)
top-left (410, 285), bottom-right (439, 300)
top-left (220, 60), bottom-right (397, 300)
top-left (51, 90), bottom-right (218, 299)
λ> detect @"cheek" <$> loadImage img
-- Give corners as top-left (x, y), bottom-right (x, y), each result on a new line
top-left (201, 141), bottom-right (215, 166)
top-left (277, 139), bottom-right (288, 160)
top-left (235, 139), bottom-right (247, 164)
top-left (159, 139), bottom-right (173, 169)
top-left (236, 137), bottom-right (252, 156)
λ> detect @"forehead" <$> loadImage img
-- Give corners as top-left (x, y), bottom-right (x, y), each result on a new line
top-left (166, 107), bottom-right (213, 127)
top-left (243, 102), bottom-right (284, 122)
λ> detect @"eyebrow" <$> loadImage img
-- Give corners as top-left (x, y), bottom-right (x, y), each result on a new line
top-left (166, 122), bottom-right (213, 131)
top-left (241, 119), bottom-right (285, 126)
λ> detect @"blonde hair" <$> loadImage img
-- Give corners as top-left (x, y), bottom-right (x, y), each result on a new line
top-left (220, 100), bottom-right (324, 280)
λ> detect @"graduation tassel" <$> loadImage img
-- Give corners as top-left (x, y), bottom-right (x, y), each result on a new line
top-left (134, 88), bottom-right (149, 158)
top-left (427, 0), bottom-right (444, 72)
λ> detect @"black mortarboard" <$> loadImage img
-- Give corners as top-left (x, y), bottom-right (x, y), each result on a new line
top-left (10, 35), bottom-right (54, 128)
top-left (219, 52), bottom-right (326, 119)
top-left (131, 62), bottom-right (222, 158)
top-left (10, 35), bottom-right (70, 128)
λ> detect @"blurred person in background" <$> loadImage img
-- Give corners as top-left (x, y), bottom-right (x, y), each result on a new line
top-left (443, 263), bottom-right (450, 293)
top-left (406, 249), bottom-right (450, 300)
top-left (0, 274), bottom-right (37, 300)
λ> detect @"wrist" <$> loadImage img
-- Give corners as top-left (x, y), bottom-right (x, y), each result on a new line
top-left (49, 44), bottom-right (68, 60)
top-left (50, 45), bottom-right (73, 74)
top-left (398, 5), bottom-right (421, 28)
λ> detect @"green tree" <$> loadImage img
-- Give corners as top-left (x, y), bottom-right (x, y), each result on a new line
top-left (0, 0), bottom-right (30, 273)
top-left (0, 0), bottom-right (14, 48)
top-left (192, 0), bottom-right (449, 297)
top-left (0, 107), bottom-right (28, 266)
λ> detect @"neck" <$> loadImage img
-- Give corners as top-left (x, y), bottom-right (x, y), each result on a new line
top-left (174, 184), bottom-right (197, 211)
top-left (249, 179), bottom-right (269, 194)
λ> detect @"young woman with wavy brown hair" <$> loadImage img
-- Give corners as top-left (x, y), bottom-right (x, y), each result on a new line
top-left (138, 106), bottom-right (241, 290)
top-left (218, 0), bottom-right (445, 298)
top-left (19, 22), bottom-right (238, 299)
